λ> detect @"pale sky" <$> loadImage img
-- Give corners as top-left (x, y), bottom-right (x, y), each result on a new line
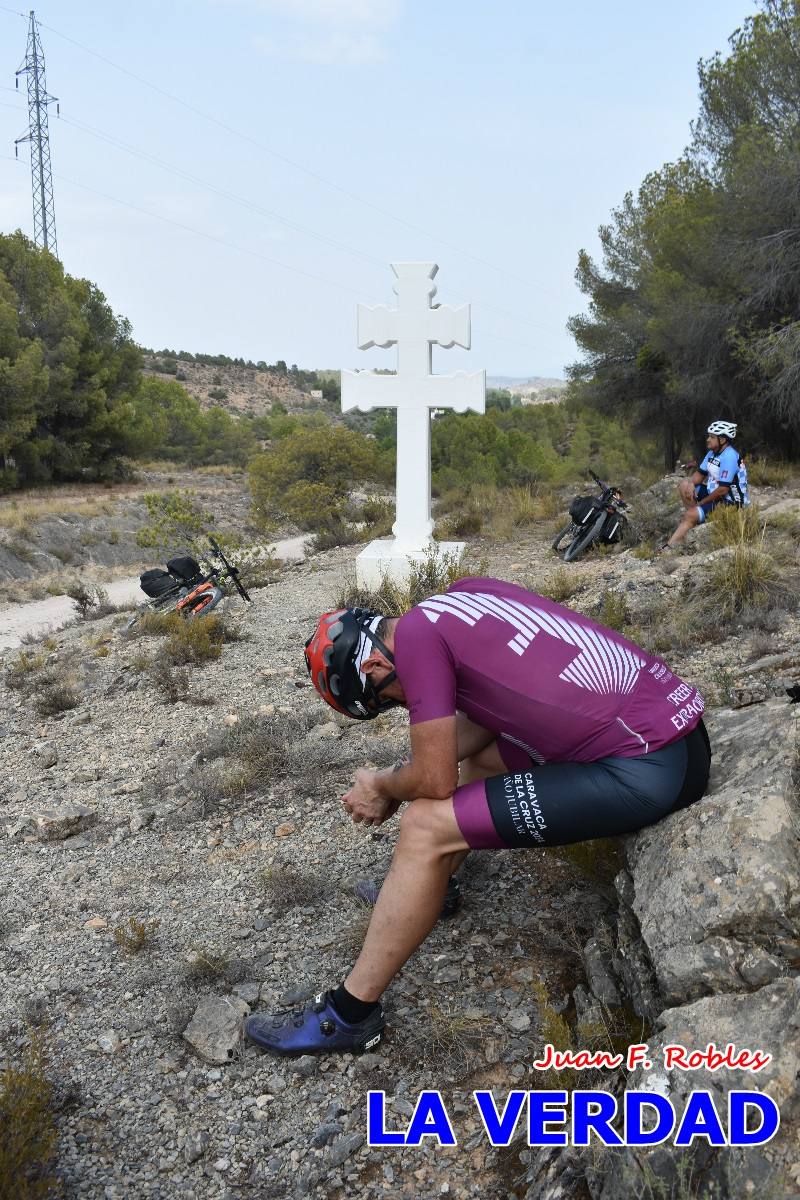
top-left (0, 0), bottom-right (754, 378)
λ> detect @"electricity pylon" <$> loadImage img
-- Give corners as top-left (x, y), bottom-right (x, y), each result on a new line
top-left (15, 10), bottom-right (59, 257)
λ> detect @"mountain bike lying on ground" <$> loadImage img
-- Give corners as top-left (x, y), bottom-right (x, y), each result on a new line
top-left (127, 537), bottom-right (251, 629)
top-left (552, 471), bottom-right (633, 563)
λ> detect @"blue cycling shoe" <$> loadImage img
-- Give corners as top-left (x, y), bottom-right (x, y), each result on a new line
top-left (245, 991), bottom-right (385, 1056)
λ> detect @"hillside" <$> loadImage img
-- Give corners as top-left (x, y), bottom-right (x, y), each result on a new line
top-left (0, 474), bottom-right (798, 1198)
top-left (142, 354), bottom-right (330, 418)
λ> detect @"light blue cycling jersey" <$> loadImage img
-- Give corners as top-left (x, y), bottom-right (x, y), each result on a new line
top-left (698, 446), bottom-right (750, 506)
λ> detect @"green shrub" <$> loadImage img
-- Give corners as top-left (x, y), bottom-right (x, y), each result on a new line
top-left (306, 517), bottom-right (361, 553)
top-left (249, 425), bottom-right (390, 531)
top-left (135, 611), bottom-right (227, 665)
top-left (441, 507), bottom-right (483, 537)
top-left (165, 617), bottom-right (224, 665)
top-left (597, 589), bottom-right (629, 632)
top-left (66, 581), bottom-right (112, 620)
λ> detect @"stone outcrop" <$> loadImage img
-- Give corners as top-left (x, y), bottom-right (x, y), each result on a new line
top-left (624, 701), bottom-right (799, 1008)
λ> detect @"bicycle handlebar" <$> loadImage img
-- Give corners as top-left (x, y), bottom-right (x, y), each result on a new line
top-left (207, 535), bottom-right (251, 603)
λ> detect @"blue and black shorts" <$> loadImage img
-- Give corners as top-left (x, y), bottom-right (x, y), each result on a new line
top-left (695, 484), bottom-right (733, 523)
top-left (453, 722), bottom-right (711, 850)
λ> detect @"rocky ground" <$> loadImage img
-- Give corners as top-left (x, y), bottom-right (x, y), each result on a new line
top-left (1, 477), bottom-right (799, 1199)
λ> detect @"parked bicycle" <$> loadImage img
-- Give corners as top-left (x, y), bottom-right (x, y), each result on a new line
top-left (552, 471), bottom-right (632, 563)
top-left (126, 537), bottom-right (251, 629)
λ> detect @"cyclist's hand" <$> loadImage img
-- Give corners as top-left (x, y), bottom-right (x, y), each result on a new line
top-left (342, 769), bottom-right (397, 827)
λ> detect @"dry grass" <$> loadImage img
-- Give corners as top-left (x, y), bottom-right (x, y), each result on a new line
top-left (31, 668), bottom-right (81, 718)
top-left (260, 865), bottom-right (332, 911)
top-left (708, 503), bottom-right (763, 548)
top-left (149, 660), bottom-right (191, 703)
top-left (335, 545), bottom-right (472, 614)
top-left (5, 650), bottom-right (46, 692)
top-left (185, 946), bottom-right (231, 982)
top-left (113, 917), bottom-right (160, 955)
top-left (183, 712), bottom-right (318, 810)
top-left (538, 566), bottom-right (578, 604)
top-left (745, 457), bottom-right (797, 488)
top-left (0, 1029), bottom-right (59, 1199)
top-left (697, 535), bottom-right (792, 619)
top-left (5, 652), bottom-right (81, 716)
top-left (0, 494), bottom-right (113, 530)
top-left (395, 997), bottom-right (495, 1079)
top-left (435, 483), bottom-right (557, 541)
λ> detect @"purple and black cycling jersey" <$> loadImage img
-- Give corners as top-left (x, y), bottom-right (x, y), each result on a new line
top-left (393, 577), bottom-right (704, 766)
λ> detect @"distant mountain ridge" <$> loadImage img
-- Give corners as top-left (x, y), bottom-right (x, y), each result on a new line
top-left (488, 375), bottom-right (566, 392)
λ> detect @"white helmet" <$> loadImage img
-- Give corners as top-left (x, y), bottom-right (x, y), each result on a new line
top-left (707, 421), bottom-right (737, 439)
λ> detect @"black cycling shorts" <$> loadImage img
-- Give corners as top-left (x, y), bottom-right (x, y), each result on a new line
top-left (453, 722), bottom-right (710, 849)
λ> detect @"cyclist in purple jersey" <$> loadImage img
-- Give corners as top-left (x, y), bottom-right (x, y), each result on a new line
top-left (245, 577), bottom-right (710, 1057)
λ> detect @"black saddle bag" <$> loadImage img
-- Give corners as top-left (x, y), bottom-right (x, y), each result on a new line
top-left (600, 512), bottom-right (622, 543)
top-left (140, 568), bottom-right (179, 598)
top-left (569, 496), bottom-right (595, 525)
top-left (166, 555), bottom-right (202, 583)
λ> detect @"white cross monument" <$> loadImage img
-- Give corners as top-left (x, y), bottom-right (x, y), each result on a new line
top-left (342, 262), bottom-right (486, 587)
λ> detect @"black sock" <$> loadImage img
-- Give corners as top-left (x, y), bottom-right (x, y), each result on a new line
top-left (330, 983), bottom-right (380, 1024)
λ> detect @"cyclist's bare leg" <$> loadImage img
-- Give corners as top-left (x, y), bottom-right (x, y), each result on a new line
top-left (345, 797), bottom-right (469, 1002)
top-left (666, 504), bottom-right (701, 547)
top-left (677, 478), bottom-right (697, 509)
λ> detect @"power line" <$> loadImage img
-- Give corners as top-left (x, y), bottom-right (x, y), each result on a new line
top-left (34, 14), bottom-right (563, 304)
top-left (52, 171), bottom-right (552, 354)
top-left (56, 110), bottom-right (563, 340)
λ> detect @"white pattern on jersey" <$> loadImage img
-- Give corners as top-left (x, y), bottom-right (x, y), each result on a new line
top-left (419, 592), bottom-right (646, 697)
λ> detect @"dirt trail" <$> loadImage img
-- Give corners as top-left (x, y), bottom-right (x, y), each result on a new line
top-left (0, 535), bottom-right (308, 650)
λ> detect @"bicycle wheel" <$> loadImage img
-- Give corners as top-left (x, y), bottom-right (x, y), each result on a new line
top-left (563, 512), bottom-right (607, 563)
top-left (551, 524), bottom-right (576, 554)
top-left (187, 589), bottom-right (224, 618)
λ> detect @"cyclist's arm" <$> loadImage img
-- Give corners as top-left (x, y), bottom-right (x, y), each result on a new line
top-left (374, 716), bottom-right (459, 803)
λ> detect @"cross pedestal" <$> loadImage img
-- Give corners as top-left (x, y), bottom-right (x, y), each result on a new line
top-left (341, 262), bottom-right (485, 588)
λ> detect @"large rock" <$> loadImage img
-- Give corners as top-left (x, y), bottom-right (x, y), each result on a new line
top-left (182, 996), bottom-right (249, 1064)
top-left (647, 977), bottom-right (800, 1116)
top-left (594, 980), bottom-right (800, 1200)
top-left (622, 702), bottom-right (799, 1007)
top-left (31, 802), bottom-right (96, 842)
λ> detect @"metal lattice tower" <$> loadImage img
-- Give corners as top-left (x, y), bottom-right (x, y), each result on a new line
top-left (15, 10), bottom-right (58, 257)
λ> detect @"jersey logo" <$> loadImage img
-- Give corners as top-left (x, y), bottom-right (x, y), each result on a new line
top-left (419, 592), bottom-right (646, 696)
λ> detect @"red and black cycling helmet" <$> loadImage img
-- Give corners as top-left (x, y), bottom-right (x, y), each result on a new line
top-left (304, 608), bottom-right (398, 721)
